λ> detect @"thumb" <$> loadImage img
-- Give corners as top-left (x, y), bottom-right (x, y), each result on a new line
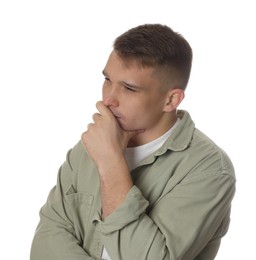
top-left (126, 129), bottom-right (145, 139)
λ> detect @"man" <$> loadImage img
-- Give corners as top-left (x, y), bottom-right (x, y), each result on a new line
top-left (30, 24), bottom-right (236, 260)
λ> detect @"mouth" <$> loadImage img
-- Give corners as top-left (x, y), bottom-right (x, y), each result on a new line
top-left (110, 109), bottom-right (123, 120)
top-left (110, 110), bottom-right (126, 129)
top-left (114, 115), bottom-right (123, 123)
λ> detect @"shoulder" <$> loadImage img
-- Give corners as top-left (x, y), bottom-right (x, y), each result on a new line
top-left (188, 128), bottom-right (235, 179)
top-left (61, 140), bottom-right (92, 176)
top-left (167, 110), bottom-right (235, 179)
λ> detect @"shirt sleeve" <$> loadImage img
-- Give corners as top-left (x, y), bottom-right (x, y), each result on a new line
top-left (30, 142), bottom-right (95, 260)
top-left (94, 171), bottom-right (235, 260)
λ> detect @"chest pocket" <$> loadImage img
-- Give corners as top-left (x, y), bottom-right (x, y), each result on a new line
top-left (65, 184), bottom-right (94, 243)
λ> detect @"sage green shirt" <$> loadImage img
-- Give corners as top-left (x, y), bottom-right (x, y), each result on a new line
top-left (30, 110), bottom-right (236, 260)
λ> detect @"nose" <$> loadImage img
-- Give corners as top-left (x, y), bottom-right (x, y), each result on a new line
top-left (102, 85), bottom-right (119, 107)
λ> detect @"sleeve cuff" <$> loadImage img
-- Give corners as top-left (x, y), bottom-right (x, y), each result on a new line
top-left (92, 186), bottom-right (149, 234)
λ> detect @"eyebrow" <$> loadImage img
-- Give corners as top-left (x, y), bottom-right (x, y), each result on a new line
top-left (102, 70), bottom-right (144, 90)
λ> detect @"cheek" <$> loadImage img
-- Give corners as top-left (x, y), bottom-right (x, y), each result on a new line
top-left (117, 105), bottom-right (145, 130)
top-left (119, 93), bottom-right (165, 129)
top-left (123, 105), bottom-right (158, 128)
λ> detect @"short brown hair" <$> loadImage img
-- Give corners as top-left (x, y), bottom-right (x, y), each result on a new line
top-left (113, 24), bottom-right (193, 90)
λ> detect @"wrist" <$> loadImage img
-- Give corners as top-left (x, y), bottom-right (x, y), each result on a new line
top-left (96, 152), bottom-right (127, 175)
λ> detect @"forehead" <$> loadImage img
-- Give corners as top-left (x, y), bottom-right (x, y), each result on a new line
top-left (104, 51), bottom-right (160, 80)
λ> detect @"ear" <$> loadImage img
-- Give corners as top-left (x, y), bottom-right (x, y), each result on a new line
top-left (163, 88), bottom-right (185, 112)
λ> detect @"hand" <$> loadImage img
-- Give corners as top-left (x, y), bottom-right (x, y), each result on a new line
top-left (81, 101), bottom-right (143, 169)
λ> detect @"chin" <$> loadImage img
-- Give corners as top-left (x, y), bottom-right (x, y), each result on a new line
top-left (119, 123), bottom-right (131, 131)
top-left (116, 119), bottom-right (129, 130)
top-left (117, 119), bottom-right (142, 132)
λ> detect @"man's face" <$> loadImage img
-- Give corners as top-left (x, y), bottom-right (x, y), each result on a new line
top-left (102, 51), bottom-right (171, 142)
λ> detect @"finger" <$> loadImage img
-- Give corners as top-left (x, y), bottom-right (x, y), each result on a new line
top-left (96, 101), bottom-right (112, 117)
top-left (92, 113), bottom-right (101, 122)
top-left (126, 129), bottom-right (145, 139)
top-left (135, 129), bottom-right (145, 135)
top-left (87, 122), bottom-right (94, 130)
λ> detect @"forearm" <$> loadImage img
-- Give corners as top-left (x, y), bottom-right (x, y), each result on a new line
top-left (31, 224), bottom-right (94, 260)
top-left (94, 174), bottom-right (235, 260)
top-left (94, 186), bottom-right (167, 259)
top-left (98, 155), bottom-right (133, 219)
top-left (31, 182), bottom-right (95, 260)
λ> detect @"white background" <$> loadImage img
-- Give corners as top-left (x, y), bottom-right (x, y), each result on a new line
top-left (0, 0), bottom-right (255, 259)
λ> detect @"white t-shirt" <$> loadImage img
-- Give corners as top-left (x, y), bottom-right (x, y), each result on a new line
top-left (102, 119), bottom-right (180, 260)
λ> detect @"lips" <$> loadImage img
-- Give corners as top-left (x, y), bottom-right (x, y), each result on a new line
top-left (110, 109), bottom-right (123, 120)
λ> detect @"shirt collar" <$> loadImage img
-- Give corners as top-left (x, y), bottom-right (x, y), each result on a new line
top-left (139, 110), bottom-right (195, 165)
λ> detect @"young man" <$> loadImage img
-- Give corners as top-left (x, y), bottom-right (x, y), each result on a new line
top-left (30, 24), bottom-right (236, 260)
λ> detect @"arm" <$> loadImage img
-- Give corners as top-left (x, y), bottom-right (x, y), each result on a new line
top-left (30, 143), bottom-right (95, 260)
top-left (82, 101), bottom-right (141, 219)
top-left (98, 155), bottom-right (133, 218)
top-left (95, 171), bottom-right (235, 260)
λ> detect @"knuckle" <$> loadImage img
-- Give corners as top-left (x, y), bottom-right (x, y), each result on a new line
top-left (92, 113), bottom-right (100, 121)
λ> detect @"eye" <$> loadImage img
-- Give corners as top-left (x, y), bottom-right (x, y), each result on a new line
top-left (103, 77), bottom-right (111, 86)
top-left (124, 86), bottom-right (136, 92)
top-left (123, 83), bottom-right (138, 92)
